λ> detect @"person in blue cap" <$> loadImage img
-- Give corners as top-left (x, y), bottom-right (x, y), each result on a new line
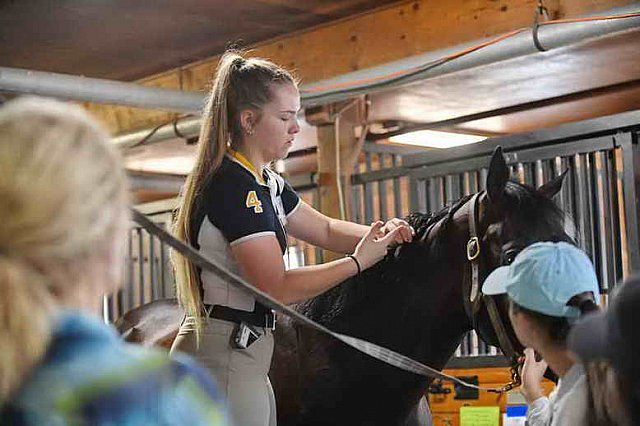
top-left (483, 241), bottom-right (601, 426)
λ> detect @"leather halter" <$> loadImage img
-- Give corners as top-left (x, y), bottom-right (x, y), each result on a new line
top-left (466, 192), bottom-right (523, 393)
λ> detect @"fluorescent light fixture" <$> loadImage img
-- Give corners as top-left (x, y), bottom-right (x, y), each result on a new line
top-left (125, 155), bottom-right (195, 175)
top-left (389, 130), bottom-right (487, 149)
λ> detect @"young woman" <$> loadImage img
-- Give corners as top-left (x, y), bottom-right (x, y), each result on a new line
top-left (170, 51), bottom-right (413, 426)
top-left (0, 98), bottom-right (228, 425)
top-left (483, 241), bottom-right (600, 426)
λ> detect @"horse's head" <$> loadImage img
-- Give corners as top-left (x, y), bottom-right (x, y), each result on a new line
top-left (470, 147), bottom-right (572, 367)
top-left (483, 147), bottom-right (572, 265)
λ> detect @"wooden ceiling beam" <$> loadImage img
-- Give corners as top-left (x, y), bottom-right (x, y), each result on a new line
top-left (83, 0), bottom-right (635, 136)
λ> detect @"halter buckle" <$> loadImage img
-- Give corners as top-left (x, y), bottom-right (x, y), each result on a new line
top-left (467, 237), bottom-right (480, 261)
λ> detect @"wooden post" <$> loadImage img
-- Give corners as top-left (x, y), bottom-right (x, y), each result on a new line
top-left (310, 99), bottom-right (366, 261)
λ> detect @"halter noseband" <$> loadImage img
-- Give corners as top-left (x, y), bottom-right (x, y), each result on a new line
top-left (466, 192), bottom-right (523, 393)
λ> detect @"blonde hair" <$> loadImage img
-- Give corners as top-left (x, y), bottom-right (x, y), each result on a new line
top-left (172, 51), bottom-right (296, 333)
top-left (0, 97), bottom-right (129, 399)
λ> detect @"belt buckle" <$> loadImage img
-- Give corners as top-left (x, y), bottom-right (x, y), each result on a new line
top-left (265, 311), bottom-right (276, 331)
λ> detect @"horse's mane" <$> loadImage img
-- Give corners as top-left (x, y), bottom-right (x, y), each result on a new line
top-left (405, 194), bottom-right (474, 253)
top-left (298, 194), bottom-right (474, 325)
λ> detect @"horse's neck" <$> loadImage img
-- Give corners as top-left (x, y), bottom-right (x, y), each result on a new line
top-left (307, 248), bottom-right (471, 367)
top-left (293, 221), bottom-right (475, 423)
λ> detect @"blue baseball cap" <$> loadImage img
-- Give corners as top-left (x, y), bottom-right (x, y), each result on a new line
top-left (482, 242), bottom-right (600, 318)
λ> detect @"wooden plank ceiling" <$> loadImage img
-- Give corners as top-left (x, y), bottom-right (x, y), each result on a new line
top-left (2, 0), bottom-right (639, 199)
top-left (0, 0), bottom-right (399, 81)
top-left (368, 27), bottom-right (640, 135)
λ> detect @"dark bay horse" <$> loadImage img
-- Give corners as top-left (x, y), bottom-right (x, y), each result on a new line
top-left (117, 148), bottom-right (572, 425)
top-left (270, 148), bottom-right (570, 425)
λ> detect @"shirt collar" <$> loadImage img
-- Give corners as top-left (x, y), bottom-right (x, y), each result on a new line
top-left (227, 149), bottom-right (267, 186)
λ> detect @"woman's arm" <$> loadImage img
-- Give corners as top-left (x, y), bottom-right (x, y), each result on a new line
top-left (287, 202), bottom-right (413, 253)
top-left (521, 348), bottom-right (548, 404)
top-left (231, 222), bottom-right (402, 304)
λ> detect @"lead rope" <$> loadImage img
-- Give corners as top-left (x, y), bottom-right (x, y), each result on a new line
top-left (133, 207), bottom-right (513, 393)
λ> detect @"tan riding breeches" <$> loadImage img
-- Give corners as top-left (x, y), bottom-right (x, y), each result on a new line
top-left (170, 316), bottom-right (277, 426)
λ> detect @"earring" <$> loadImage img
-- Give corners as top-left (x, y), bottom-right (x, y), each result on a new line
top-left (246, 127), bottom-right (254, 136)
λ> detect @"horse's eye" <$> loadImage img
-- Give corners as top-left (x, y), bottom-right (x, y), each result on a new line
top-left (503, 250), bottom-right (518, 265)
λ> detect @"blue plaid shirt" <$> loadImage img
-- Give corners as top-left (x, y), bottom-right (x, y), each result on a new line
top-left (0, 311), bottom-right (230, 425)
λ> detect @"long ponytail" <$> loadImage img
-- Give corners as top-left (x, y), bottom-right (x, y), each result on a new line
top-left (172, 53), bottom-right (241, 330)
top-left (0, 258), bottom-right (54, 399)
top-left (569, 291), bottom-right (600, 316)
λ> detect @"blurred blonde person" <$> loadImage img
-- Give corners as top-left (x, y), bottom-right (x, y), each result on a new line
top-left (0, 98), bottom-right (229, 425)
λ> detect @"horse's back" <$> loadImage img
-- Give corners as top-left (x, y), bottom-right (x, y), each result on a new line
top-left (115, 298), bottom-right (183, 348)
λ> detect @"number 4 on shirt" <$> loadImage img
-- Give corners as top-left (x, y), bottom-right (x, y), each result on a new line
top-left (246, 190), bottom-right (263, 213)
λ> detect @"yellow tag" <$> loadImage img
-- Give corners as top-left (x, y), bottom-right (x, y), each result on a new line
top-left (245, 190), bottom-right (263, 213)
top-left (460, 406), bottom-right (499, 426)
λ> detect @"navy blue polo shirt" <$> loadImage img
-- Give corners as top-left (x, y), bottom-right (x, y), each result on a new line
top-left (189, 154), bottom-right (300, 310)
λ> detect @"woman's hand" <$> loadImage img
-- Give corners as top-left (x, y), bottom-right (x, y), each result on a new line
top-left (352, 221), bottom-right (404, 270)
top-left (379, 218), bottom-right (415, 246)
top-left (519, 347), bottom-right (547, 404)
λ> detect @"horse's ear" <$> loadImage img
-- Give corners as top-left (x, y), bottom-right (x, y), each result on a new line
top-left (486, 146), bottom-right (509, 203)
top-left (538, 169), bottom-right (568, 199)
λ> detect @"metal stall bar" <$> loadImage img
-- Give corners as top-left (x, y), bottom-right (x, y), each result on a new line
top-left (607, 148), bottom-right (625, 287)
top-left (572, 153), bottom-right (594, 259)
top-left (352, 162), bottom-right (364, 224)
top-left (127, 228), bottom-right (136, 314)
top-left (159, 237), bottom-right (167, 298)
top-left (393, 155), bottom-right (403, 217)
top-left (616, 133), bottom-right (640, 276)
top-left (137, 227), bottom-right (145, 305)
top-left (364, 152), bottom-right (374, 224)
top-left (593, 150), bottom-right (615, 291)
top-left (378, 154), bottom-right (388, 221)
top-left (104, 294), bottom-right (114, 323)
top-left (149, 233), bottom-right (157, 301)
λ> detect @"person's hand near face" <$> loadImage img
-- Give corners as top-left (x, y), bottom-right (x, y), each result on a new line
top-left (519, 347), bottom-right (548, 404)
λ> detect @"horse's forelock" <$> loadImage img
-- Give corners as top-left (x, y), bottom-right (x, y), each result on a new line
top-left (502, 180), bottom-right (572, 243)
